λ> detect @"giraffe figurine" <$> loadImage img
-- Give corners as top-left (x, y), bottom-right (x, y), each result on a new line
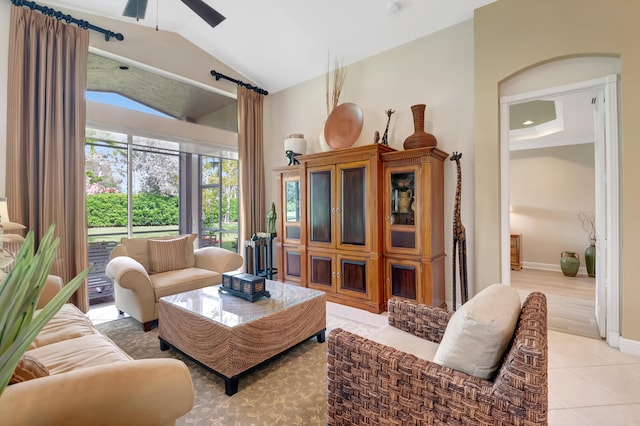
top-left (450, 152), bottom-right (468, 310)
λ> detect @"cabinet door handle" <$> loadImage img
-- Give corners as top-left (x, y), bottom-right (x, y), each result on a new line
top-left (385, 216), bottom-right (390, 221)
top-left (335, 208), bottom-right (341, 213)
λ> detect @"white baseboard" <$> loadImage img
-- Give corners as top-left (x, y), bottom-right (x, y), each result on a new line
top-left (620, 337), bottom-right (640, 357)
top-left (521, 262), bottom-right (590, 277)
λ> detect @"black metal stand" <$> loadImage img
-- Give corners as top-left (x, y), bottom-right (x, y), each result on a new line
top-left (244, 233), bottom-right (277, 279)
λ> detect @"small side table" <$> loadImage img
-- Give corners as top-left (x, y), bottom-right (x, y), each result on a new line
top-left (244, 233), bottom-right (278, 279)
top-left (510, 234), bottom-right (522, 271)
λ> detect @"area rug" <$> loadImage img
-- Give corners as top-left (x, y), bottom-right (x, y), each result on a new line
top-left (96, 314), bottom-right (379, 426)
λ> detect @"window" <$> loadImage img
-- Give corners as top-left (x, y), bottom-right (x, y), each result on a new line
top-left (85, 128), bottom-right (239, 305)
top-left (86, 129), bottom-right (181, 244)
top-left (199, 156), bottom-right (239, 252)
top-left (85, 129), bottom-right (182, 304)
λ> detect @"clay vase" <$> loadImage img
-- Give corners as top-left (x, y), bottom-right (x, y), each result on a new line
top-left (284, 133), bottom-right (307, 155)
top-left (398, 189), bottom-right (413, 213)
top-left (403, 104), bottom-right (437, 150)
top-left (560, 251), bottom-right (580, 277)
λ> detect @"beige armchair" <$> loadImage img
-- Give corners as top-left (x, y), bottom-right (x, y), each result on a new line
top-left (106, 234), bottom-right (243, 331)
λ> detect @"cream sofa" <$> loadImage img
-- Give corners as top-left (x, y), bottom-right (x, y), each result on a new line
top-left (106, 234), bottom-right (243, 331)
top-left (1, 276), bottom-right (194, 426)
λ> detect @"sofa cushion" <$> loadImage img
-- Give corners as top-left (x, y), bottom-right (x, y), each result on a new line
top-left (148, 236), bottom-right (189, 273)
top-left (9, 353), bottom-right (49, 384)
top-left (121, 234), bottom-right (197, 272)
top-left (433, 283), bottom-right (521, 380)
top-left (27, 334), bottom-right (132, 375)
top-left (151, 267), bottom-right (220, 300)
top-left (29, 304), bottom-right (98, 350)
top-left (368, 325), bottom-right (440, 361)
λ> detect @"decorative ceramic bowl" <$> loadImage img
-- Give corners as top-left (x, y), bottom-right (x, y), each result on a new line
top-left (324, 102), bottom-right (364, 149)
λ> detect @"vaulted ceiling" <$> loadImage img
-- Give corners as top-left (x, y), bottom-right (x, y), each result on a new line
top-left (37, 0), bottom-right (497, 93)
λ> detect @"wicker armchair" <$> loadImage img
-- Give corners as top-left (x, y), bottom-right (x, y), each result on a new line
top-left (327, 293), bottom-right (548, 425)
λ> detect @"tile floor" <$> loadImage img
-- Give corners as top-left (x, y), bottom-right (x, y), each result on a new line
top-left (88, 301), bottom-right (640, 425)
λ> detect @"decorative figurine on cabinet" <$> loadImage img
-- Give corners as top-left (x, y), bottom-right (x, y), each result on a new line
top-left (380, 108), bottom-right (395, 146)
top-left (267, 202), bottom-right (277, 234)
top-left (285, 150), bottom-right (300, 166)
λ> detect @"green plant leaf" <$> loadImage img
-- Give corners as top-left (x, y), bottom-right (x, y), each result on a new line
top-left (0, 225), bottom-right (90, 396)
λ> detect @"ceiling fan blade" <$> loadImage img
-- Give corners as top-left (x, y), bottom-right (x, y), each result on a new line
top-left (180, 0), bottom-right (226, 28)
top-left (123, 0), bottom-right (148, 19)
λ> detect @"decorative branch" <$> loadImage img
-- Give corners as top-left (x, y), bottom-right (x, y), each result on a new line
top-left (325, 55), bottom-right (347, 117)
top-left (578, 211), bottom-right (596, 244)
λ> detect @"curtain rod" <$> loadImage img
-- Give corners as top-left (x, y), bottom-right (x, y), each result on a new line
top-left (210, 70), bottom-right (268, 96)
top-left (11, 0), bottom-right (124, 41)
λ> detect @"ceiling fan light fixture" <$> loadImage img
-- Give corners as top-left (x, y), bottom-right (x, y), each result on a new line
top-left (123, 0), bottom-right (148, 20)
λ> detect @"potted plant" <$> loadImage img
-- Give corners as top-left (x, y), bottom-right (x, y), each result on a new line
top-left (0, 225), bottom-right (89, 395)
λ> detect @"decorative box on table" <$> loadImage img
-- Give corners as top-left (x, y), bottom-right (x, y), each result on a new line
top-left (220, 272), bottom-right (270, 302)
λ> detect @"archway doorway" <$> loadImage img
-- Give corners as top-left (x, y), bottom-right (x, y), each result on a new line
top-left (500, 73), bottom-right (620, 347)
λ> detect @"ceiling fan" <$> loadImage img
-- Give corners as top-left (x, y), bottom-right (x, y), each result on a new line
top-left (123, 0), bottom-right (226, 28)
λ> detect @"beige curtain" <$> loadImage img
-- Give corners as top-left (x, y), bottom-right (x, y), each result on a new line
top-left (237, 86), bottom-right (266, 250)
top-left (6, 7), bottom-right (90, 312)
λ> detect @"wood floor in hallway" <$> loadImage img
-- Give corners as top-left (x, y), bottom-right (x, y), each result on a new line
top-left (511, 268), bottom-right (601, 340)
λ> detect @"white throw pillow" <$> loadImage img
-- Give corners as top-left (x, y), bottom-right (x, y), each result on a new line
top-left (433, 283), bottom-right (521, 380)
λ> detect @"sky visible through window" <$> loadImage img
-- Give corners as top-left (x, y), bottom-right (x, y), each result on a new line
top-left (86, 91), bottom-right (172, 118)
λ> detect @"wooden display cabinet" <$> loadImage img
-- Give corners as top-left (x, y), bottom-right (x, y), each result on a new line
top-left (274, 166), bottom-right (305, 286)
top-left (275, 144), bottom-right (447, 313)
top-left (381, 147), bottom-right (448, 308)
top-left (274, 145), bottom-right (393, 313)
top-left (303, 145), bottom-right (392, 312)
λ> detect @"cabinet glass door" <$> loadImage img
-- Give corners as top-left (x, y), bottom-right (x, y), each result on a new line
top-left (339, 165), bottom-right (366, 246)
top-left (386, 168), bottom-right (419, 254)
top-left (309, 168), bottom-right (333, 244)
top-left (283, 177), bottom-right (301, 242)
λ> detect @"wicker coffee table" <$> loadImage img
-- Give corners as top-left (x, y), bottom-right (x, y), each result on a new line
top-left (158, 280), bottom-right (326, 395)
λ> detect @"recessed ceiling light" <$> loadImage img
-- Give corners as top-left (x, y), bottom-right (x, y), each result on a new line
top-left (522, 120), bottom-right (534, 125)
top-left (387, 2), bottom-right (401, 14)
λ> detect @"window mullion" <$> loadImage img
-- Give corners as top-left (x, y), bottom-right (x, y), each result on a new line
top-left (127, 136), bottom-right (133, 238)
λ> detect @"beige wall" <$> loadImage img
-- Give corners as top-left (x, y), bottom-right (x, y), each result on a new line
top-left (266, 20), bottom-right (476, 305)
top-left (475, 0), bottom-right (640, 340)
top-left (510, 145), bottom-right (595, 270)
